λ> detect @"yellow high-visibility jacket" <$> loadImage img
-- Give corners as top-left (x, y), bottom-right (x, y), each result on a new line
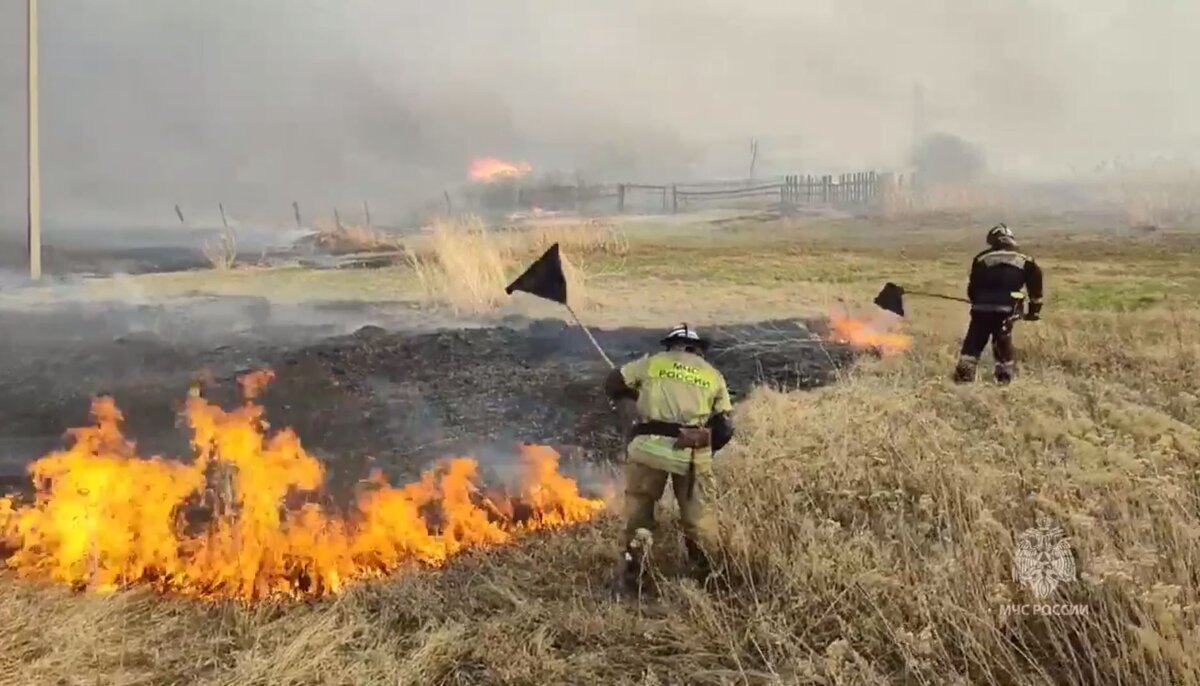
top-left (618, 349), bottom-right (732, 475)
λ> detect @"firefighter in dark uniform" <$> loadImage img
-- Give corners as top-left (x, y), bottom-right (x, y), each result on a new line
top-left (954, 223), bottom-right (1044, 384)
top-left (603, 324), bottom-right (735, 591)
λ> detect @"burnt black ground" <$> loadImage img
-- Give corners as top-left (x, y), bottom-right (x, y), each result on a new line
top-left (0, 300), bottom-right (856, 494)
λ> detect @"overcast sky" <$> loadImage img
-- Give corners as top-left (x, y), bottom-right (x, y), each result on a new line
top-left (1, 0), bottom-right (1196, 229)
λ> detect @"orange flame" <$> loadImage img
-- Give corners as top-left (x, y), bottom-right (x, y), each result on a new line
top-left (826, 309), bottom-right (913, 356)
top-left (0, 371), bottom-right (605, 601)
top-left (469, 157), bottom-right (532, 183)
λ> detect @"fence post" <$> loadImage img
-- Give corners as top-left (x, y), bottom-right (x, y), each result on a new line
top-left (617, 184), bottom-right (626, 213)
top-left (671, 185), bottom-right (678, 214)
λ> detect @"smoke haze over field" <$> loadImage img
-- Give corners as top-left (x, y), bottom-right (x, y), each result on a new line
top-left (1, 0), bottom-right (1198, 229)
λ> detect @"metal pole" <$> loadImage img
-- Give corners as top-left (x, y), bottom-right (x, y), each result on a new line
top-left (27, 0), bottom-right (42, 280)
top-left (564, 303), bottom-right (615, 369)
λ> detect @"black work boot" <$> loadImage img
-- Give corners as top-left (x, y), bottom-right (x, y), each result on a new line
top-left (995, 362), bottom-right (1015, 385)
top-left (615, 528), bottom-right (654, 596)
top-left (684, 539), bottom-right (714, 585)
top-left (953, 356), bottom-right (978, 384)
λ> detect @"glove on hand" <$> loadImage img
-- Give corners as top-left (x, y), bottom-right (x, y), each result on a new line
top-left (674, 427), bottom-right (712, 450)
top-left (615, 398), bottom-right (639, 431)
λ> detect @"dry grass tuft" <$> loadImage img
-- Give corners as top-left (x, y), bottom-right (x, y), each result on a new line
top-left (311, 218), bottom-right (403, 254)
top-left (406, 216), bottom-right (598, 315)
top-left (200, 229), bottom-right (238, 270)
top-left (406, 216), bottom-right (513, 314)
top-left (521, 219), bottom-right (630, 259)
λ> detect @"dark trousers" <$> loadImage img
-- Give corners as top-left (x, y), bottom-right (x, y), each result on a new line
top-left (956, 311), bottom-right (1016, 381)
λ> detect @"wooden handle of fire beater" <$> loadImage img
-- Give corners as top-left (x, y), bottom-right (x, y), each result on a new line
top-left (565, 304), bottom-right (615, 369)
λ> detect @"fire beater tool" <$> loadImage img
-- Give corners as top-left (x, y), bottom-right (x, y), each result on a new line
top-left (505, 242), bottom-right (615, 369)
top-left (874, 281), bottom-right (1026, 321)
top-left (873, 281), bottom-right (970, 318)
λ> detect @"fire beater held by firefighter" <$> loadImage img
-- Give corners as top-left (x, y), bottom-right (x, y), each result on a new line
top-left (603, 323), bottom-right (735, 593)
top-left (954, 223), bottom-right (1044, 384)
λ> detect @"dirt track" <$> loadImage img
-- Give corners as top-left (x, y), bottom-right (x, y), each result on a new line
top-left (0, 298), bottom-right (855, 494)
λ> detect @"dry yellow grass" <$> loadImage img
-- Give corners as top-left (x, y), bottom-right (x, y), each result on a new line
top-left (881, 180), bottom-right (1019, 218)
top-left (200, 229), bottom-right (238, 270)
top-left (520, 219), bottom-right (630, 259)
top-left (311, 218), bottom-right (403, 254)
top-left (406, 216), bottom-right (606, 315)
top-left (2, 222), bottom-right (1199, 684)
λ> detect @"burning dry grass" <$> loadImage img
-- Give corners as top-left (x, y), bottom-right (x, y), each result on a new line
top-left (825, 305), bottom-right (914, 356)
top-left (0, 371), bottom-right (605, 602)
top-left (3, 228), bottom-right (1200, 683)
top-left (406, 216), bottom-right (606, 315)
top-left (3, 307), bottom-right (1197, 684)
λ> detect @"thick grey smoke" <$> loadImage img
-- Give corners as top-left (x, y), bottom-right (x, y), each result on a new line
top-left (1, 0), bottom-right (1198, 230)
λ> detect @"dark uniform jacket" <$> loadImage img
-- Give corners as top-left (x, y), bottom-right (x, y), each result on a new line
top-left (967, 247), bottom-right (1044, 313)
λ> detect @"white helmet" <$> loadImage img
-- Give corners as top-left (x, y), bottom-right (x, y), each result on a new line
top-left (987, 223), bottom-right (1017, 248)
top-left (660, 323), bottom-right (709, 352)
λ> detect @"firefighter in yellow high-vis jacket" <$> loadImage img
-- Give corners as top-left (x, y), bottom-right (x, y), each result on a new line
top-left (604, 323), bottom-right (735, 590)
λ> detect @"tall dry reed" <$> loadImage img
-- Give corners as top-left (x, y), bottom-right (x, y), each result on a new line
top-left (406, 216), bottom-right (608, 315)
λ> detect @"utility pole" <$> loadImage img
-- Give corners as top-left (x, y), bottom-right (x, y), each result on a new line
top-left (748, 138), bottom-right (759, 181)
top-left (27, 0), bottom-right (42, 280)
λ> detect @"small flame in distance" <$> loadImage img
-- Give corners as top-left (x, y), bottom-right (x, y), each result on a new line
top-left (0, 370), bottom-right (606, 601)
top-left (469, 157), bottom-right (532, 183)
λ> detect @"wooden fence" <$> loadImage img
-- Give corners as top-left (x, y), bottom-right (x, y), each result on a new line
top-left (506, 170), bottom-right (885, 215)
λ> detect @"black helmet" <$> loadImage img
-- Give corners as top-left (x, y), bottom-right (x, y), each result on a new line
top-left (987, 223), bottom-right (1017, 248)
top-left (660, 323), bottom-right (710, 353)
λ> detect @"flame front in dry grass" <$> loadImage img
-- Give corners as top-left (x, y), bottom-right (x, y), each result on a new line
top-left (0, 370), bottom-right (605, 602)
top-left (4, 308), bottom-right (1196, 683)
top-left (825, 307), bottom-right (913, 356)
